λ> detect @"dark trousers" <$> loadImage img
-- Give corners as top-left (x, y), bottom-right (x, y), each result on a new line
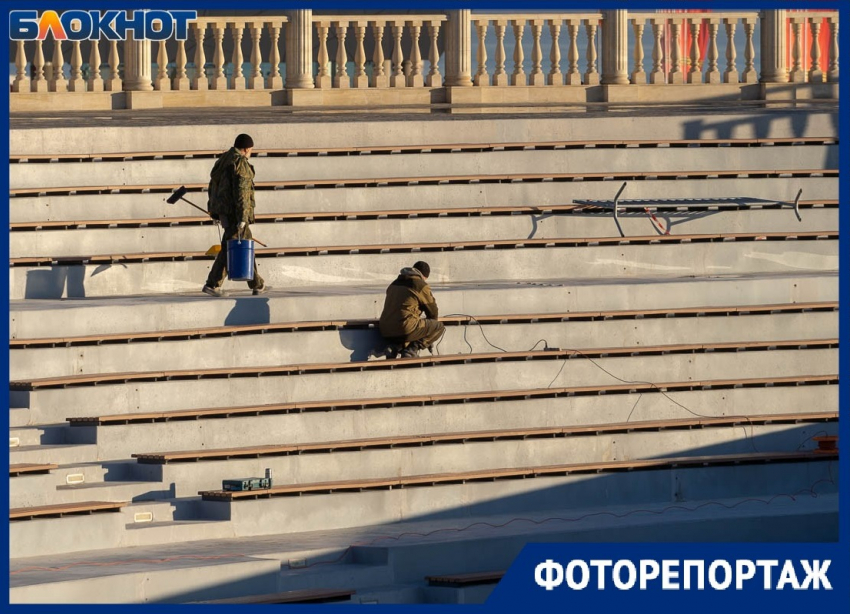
top-left (384, 319), bottom-right (445, 349)
top-left (205, 217), bottom-right (264, 290)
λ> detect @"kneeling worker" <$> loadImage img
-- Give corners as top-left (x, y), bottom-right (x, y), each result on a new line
top-left (379, 261), bottom-right (445, 358)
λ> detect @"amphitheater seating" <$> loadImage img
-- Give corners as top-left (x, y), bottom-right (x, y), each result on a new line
top-left (8, 112), bottom-right (840, 603)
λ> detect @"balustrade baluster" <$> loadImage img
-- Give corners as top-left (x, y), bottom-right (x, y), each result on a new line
top-left (511, 20), bottom-right (526, 86)
top-left (687, 19), bottom-right (702, 81)
top-left (548, 21), bottom-right (563, 86)
top-left (390, 23), bottom-right (406, 87)
top-left (474, 20), bottom-right (489, 86)
top-left (370, 22), bottom-right (388, 88)
top-left (51, 41), bottom-right (67, 92)
top-left (826, 17), bottom-right (838, 82)
top-left (566, 21), bottom-right (581, 85)
top-left (154, 39), bottom-right (170, 90)
top-left (12, 40), bottom-right (30, 93)
top-left (723, 19), bottom-right (738, 83)
top-left (742, 18), bottom-right (757, 82)
top-left (789, 19), bottom-right (805, 82)
top-left (87, 40), bottom-right (104, 91)
top-left (68, 40), bottom-right (85, 91)
top-left (352, 22), bottom-right (368, 88)
top-left (266, 24), bottom-right (283, 89)
top-left (315, 23), bottom-right (332, 89)
top-left (630, 19), bottom-right (645, 84)
top-left (333, 22), bottom-right (350, 88)
top-left (248, 23), bottom-right (263, 89)
top-left (426, 21), bottom-right (442, 87)
top-left (669, 21), bottom-right (683, 83)
top-left (231, 23), bottom-right (246, 90)
top-left (192, 24), bottom-right (208, 90)
top-left (584, 20), bottom-right (599, 85)
top-left (705, 19), bottom-right (720, 83)
top-left (407, 22), bottom-right (424, 87)
top-left (493, 21), bottom-right (508, 86)
top-left (650, 19), bottom-right (664, 84)
top-left (809, 18), bottom-right (823, 83)
top-left (173, 37), bottom-right (189, 90)
top-left (529, 20), bottom-right (544, 85)
top-left (32, 41), bottom-right (49, 92)
top-left (211, 24), bottom-right (227, 89)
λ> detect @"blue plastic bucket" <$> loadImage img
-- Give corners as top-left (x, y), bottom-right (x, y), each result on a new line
top-left (226, 239), bottom-right (255, 281)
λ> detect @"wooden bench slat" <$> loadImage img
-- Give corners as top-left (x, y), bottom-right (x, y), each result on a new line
top-left (8, 231), bottom-right (838, 267)
top-left (13, 338), bottom-right (838, 390)
top-left (200, 451), bottom-right (836, 500)
top-left (8, 168), bottom-right (839, 196)
top-left (192, 588), bottom-right (355, 604)
top-left (9, 463), bottom-right (59, 476)
top-left (10, 136), bottom-right (836, 162)
top-left (11, 302), bottom-right (836, 348)
top-left (10, 501), bottom-right (126, 520)
top-left (131, 411), bottom-right (838, 464)
top-left (67, 374), bottom-right (839, 427)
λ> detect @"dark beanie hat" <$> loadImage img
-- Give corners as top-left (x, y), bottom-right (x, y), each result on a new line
top-left (413, 261), bottom-right (430, 278)
top-left (234, 133), bottom-right (254, 149)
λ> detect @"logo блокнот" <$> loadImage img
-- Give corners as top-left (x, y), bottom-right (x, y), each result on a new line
top-left (10, 10), bottom-right (197, 41)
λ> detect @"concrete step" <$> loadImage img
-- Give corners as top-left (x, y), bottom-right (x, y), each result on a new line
top-left (10, 239), bottom-right (838, 299)
top-left (10, 310), bottom-right (838, 379)
top-left (10, 110), bottom-right (837, 158)
top-left (201, 455), bottom-right (838, 539)
top-left (12, 346), bottom-right (837, 422)
top-left (9, 207), bottom-right (836, 259)
top-left (9, 176), bottom-right (836, 223)
top-left (131, 422), bottom-right (835, 499)
top-left (9, 144), bottom-right (837, 190)
top-left (10, 407), bottom-right (31, 428)
top-left (10, 477), bottom-right (173, 509)
top-left (9, 443), bottom-right (98, 466)
top-left (92, 384), bottom-right (838, 462)
top-left (10, 423), bottom-right (69, 446)
top-left (10, 273), bottom-right (836, 340)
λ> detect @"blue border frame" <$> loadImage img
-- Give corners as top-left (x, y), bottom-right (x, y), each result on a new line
top-left (2, 1), bottom-right (846, 611)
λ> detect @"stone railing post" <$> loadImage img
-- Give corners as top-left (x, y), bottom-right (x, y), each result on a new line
top-left (601, 9), bottom-right (629, 85)
top-left (445, 9), bottom-right (473, 86)
top-left (760, 9), bottom-right (788, 83)
top-left (286, 9), bottom-right (314, 88)
top-left (124, 33), bottom-right (154, 91)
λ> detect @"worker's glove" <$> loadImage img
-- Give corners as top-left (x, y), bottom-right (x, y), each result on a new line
top-left (239, 221), bottom-right (247, 230)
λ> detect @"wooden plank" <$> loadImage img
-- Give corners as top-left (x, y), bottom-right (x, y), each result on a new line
top-left (69, 374), bottom-right (838, 426)
top-left (10, 501), bottom-right (126, 520)
top-left (12, 302), bottom-right (836, 349)
top-left (200, 451), bottom-right (836, 501)
top-left (9, 137), bottom-right (837, 161)
top-left (8, 231), bottom-right (839, 267)
top-left (9, 200), bottom-right (837, 232)
top-left (13, 338), bottom-right (838, 390)
top-left (8, 169), bottom-right (839, 196)
top-left (132, 411), bottom-right (837, 464)
top-left (193, 588), bottom-right (355, 604)
top-left (427, 571), bottom-right (506, 587)
top-left (9, 463), bottom-right (58, 476)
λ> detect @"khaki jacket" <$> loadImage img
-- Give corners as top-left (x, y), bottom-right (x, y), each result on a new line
top-left (379, 267), bottom-right (439, 338)
top-left (207, 147), bottom-right (256, 224)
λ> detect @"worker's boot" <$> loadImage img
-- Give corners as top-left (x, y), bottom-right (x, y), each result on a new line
top-left (400, 342), bottom-right (421, 359)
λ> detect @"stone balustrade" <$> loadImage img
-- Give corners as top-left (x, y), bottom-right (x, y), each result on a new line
top-left (8, 8), bottom-right (839, 110)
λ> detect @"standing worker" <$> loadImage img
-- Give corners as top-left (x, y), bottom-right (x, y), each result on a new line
top-left (202, 133), bottom-right (268, 297)
top-left (379, 261), bottom-right (445, 358)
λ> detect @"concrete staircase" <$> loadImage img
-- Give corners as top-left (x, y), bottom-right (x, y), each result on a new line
top-left (8, 108), bottom-right (839, 603)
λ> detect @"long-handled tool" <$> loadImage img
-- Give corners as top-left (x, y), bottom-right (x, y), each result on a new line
top-left (166, 186), bottom-right (268, 253)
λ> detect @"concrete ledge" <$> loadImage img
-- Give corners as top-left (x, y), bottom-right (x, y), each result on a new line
top-left (287, 87), bottom-right (445, 108)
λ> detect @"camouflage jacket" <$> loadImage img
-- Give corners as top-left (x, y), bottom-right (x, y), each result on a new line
top-left (379, 267), bottom-right (439, 337)
top-left (207, 147), bottom-right (256, 224)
